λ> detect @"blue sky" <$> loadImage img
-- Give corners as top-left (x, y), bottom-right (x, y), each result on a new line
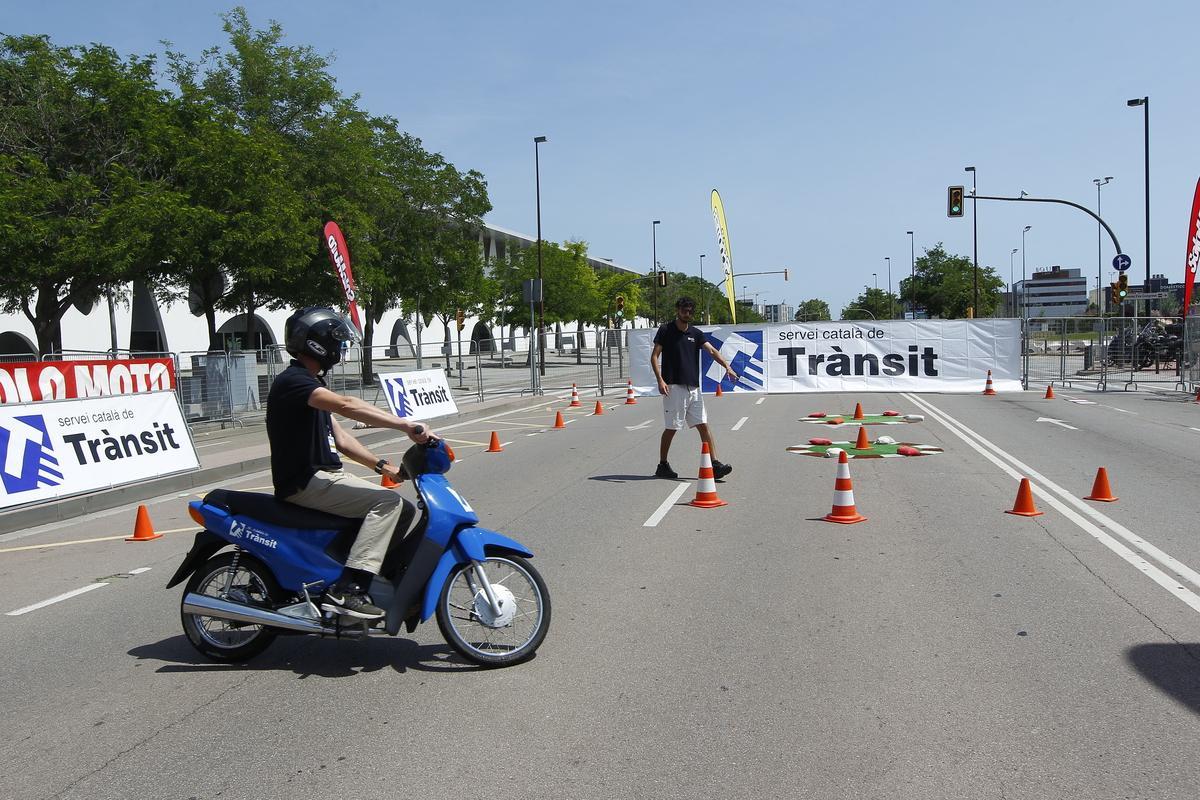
top-left (7, 1), bottom-right (1198, 316)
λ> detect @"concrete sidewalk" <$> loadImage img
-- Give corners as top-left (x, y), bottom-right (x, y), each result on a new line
top-left (0, 391), bottom-right (559, 535)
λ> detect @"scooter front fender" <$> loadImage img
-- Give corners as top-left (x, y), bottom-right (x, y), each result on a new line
top-left (419, 527), bottom-right (534, 621)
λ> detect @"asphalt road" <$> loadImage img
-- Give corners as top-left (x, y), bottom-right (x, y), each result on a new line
top-left (2, 387), bottom-right (1199, 799)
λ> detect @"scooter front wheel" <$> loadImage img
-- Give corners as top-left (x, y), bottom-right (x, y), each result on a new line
top-left (436, 555), bottom-right (550, 667)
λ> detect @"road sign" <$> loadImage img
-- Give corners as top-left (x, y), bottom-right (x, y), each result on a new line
top-left (1113, 253), bottom-right (1132, 271)
top-left (1124, 291), bottom-right (1168, 300)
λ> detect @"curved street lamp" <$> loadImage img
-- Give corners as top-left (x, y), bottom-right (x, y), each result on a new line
top-left (844, 307), bottom-right (877, 320)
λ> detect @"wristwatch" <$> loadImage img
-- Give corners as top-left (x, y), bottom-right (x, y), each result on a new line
top-left (374, 458), bottom-right (390, 475)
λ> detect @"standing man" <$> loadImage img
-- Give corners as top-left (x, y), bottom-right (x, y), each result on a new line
top-left (268, 306), bottom-right (434, 620)
top-left (650, 296), bottom-right (737, 480)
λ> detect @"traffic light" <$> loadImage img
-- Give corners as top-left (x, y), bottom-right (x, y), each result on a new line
top-left (1110, 282), bottom-right (1120, 306)
top-left (615, 295), bottom-right (625, 315)
top-left (657, 271), bottom-right (667, 287)
top-left (455, 309), bottom-right (465, 331)
top-left (783, 268), bottom-right (789, 281)
top-left (1117, 273), bottom-right (1128, 300)
top-left (947, 186), bottom-right (965, 218)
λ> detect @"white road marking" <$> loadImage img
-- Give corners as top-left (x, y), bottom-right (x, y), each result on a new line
top-left (1059, 395), bottom-right (1097, 405)
top-left (1036, 417), bottom-right (1078, 430)
top-left (129, 567), bottom-right (152, 575)
top-left (6, 582), bottom-right (108, 616)
top-left (643, 482), bottom-right (693, 527)
top-left (625, 420), bottom-right (654, 431)
top-left (904, 393), bottom-right (1200, 613)
top-left (1100, 404), bottom-right (1137, 415)
top-left (1190, 428), bottom-right (1200, 433)
top-left (756, 397), bottom-right (765, 405)
top-left (732, 417), bottom-right (748, 431)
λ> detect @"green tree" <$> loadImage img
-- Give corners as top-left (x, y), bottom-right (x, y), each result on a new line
top-left (841, 288), bottom-right (898, 321)
top-left (795, 299), bottom-right (832, 321)
top-left (899, 243), bottom-right (1004, 319)
top-left (0, 35), bottom-right (187, 355)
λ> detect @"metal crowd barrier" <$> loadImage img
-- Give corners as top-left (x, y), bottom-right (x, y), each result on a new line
top-left (1023, 315), bottom-right (1189, 392)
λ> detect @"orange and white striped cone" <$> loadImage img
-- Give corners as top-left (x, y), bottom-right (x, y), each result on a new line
top-left (569, 383), bottom-right (582, 407)
top-left (625, 380), bottom-right (637, 405)
top-left (689, 442), bottom-right (728, 508)
top-left (823, 450), bottom-right (866, 524)
top-left (982, 369), bottom-right (997, 396)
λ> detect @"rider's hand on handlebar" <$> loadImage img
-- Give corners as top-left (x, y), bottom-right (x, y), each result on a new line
top-left (407, 423), bottom-right (437, 445)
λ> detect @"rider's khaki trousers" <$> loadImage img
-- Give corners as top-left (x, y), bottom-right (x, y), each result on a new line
top-left (286, 470), bottom-right (405, 575)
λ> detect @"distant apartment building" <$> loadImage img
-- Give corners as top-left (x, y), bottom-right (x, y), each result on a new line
top-left (761, 303), bottom-right (795, 323)
top-left (1015, 266), bottom-right (1088, 318)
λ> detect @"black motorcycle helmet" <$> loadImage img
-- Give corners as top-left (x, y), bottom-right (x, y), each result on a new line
top-left (284, 306), bottom-right (354, 370)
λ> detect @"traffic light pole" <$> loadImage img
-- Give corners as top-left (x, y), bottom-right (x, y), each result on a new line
top-left (967, 194), bottom-right (1124, 258)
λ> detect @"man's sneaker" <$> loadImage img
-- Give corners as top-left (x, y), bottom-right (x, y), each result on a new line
top-left (655, 461), bottom-right (679, 479)
top-left (320, 584), bottom-right (385, 620)
top-left (712, 460), bottom-right (733, 480)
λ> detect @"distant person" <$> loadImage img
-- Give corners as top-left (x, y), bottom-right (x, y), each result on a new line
top-left (649, 296), bottom-right (738, 480)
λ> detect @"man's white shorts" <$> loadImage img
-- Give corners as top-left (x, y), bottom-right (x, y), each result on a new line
top-left (662, 384), bottom-right (706, 430)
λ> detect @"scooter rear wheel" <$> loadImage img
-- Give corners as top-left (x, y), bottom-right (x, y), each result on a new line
top-left (436, 555), bottom-right (550, 667)
top-left (181, 551), bottom-right (282, 662)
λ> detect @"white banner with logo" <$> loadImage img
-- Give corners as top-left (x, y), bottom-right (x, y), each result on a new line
top-left (378, 369), bottom-right (459, 420)
top-left (0, 391), bottom-right (199, 511)
top-left (627, 320), bottom-right (1022, 394)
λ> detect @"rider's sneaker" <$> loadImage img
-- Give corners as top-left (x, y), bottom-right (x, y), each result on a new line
top-left (712, 460), bottom-right (733, 480)
top-left (320, 584), bottom-right (384, 620)
top-left (655, 461), bottom-right (678, 479)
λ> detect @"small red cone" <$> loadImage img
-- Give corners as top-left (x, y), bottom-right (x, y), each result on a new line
top-left (593, 400), bottom-right (604, 416)
top-left (568, 383), bottom-right (582, 407)
top-left (1044, 384), bottom-right (1056, 399)
top-left (553, 411), bottom-right (566, 429)
top-left (1194, 387), bottom-right (1199, 404)
top-left (126, 505), bottom-right (162, 541)
top-left (823, 450), bottom-right (865, 524)
top-left (715, 383), bottom-right (723, 397)
top-left (1005, 478), bottom-right (1044, 517)
top-left (689, 442), bottom-right (728, 508)
top-left (855, 425), bottom-right (871, 450)
top-left (486, 431), bottom-right (504, 453)
top-left (853, 402), bottom-right (865, 420)
top-left (625, 380), bottom-right (637, 405)
top-left (1084, 467), bottom-right (1117, 502)
top-left (982, 370), bottom-right (997, 396)
top-left (381, 471), bottom-right (400, 488)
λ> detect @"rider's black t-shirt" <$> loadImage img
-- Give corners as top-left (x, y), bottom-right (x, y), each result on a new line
top-left (266, 361), bottom-right (341, 498)
top-left (654, 321), bottom-right (704, 387)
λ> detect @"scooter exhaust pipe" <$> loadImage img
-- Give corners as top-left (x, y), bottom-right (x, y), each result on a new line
top-left (183, 592), bottom-right (330, 635)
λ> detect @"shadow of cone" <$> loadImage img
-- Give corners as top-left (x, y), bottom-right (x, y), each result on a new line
top-left (982, 370), bottom-right (997, 396)
top-left (823, 450), bottom-right (865, 524)
top-left (715, 383), bottom-right (723, 397)
top-left (569, 383), bottom-right (582, 407)
top-left (1005, 478), bottom-right (1044, 516)
top-left (1044, 384), bottom-right (1056, 399)
top-left (1084, 467), bottom-right (1117, 502)
top-left (625, 380), bottom-right (637, 405)
top-left (853, 402), bottom-right (865, 420)
top-left (689, 442), bottom-right (727, 508)
top-left (126, 505), bottom-right (162, 541)
top-left (553, 411), bottom-right (566, 429)
top-left (486, 431), bottom-right (504, 452)
top-left (855, 425), bottom-right (871, 450)
top-left (593, 401), bottom-right (604, 416)
top-left (381, 471), bottom-right (400, 488)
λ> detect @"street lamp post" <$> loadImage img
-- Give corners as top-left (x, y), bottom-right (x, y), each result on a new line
top-left (1093, 176), bottom-right (1113, 313)
top-left (1127, 97), bottom-right (1150, 296)
top-left (534, 135), bottom-right (547, 377)
top-left (906, 230), bottom-right (915, 318)
top-left (1009, 248), bottom-right (1018, 316)
top-left (872, 272), bottom-right (878, 291)
top-left (1021, 225), bottom-right (1032, 320)
top-left (885, 256), bottom-right (892, 319)
top-left (651, 220), bottom-right (661, 326)
top-left (698, 254), bottom-right (706, 323)
top-left (965, 166), bottom-right (978, 313)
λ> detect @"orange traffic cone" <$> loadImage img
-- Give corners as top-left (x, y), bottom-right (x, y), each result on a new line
top-left (1084, 467), bottom-right (1117, 502)
top-left (1005, 478), bottom-right (1044, 517)
top-left (569, 383), bottom-right (582, 407)
top-left (381, 470), bottom-right (400, 488)
top-left (486, 431), bottom-right (504, 452)
top-left (855, 425), bottom-right (871, 450)
top-left (715, 382), bottom-right (724, 397)
top-left (1044, 384), bottom-right (1056, 399)
top-left (553, 411), bottom-right (566, 429)
top-left (1194, 387), bottom-right (1199, 403)
top-left (853, 402), bottom-right (865, 420)
top-left (625, 380), bottom-right (637, 405)
top-left (823, 450), bottom-right (866, 524)
top-left (126, 505), bottom-right (162, 541)
top-left (593, 400), bottom-right (604, 416)
top-left (982, 370), bottom-right (997, 396)
top-left (689, 442), bottom-right (728, 508)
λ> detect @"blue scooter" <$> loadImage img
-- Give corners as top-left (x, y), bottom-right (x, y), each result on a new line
top-left (168, 438), bottom-right (550, 667)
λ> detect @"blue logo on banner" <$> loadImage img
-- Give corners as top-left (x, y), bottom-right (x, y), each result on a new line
top-left (702, 330), bottom-right (766, 392)
top-left (0, 415), bottom-right (63, 495)
top-left (382, 377), bottom-right (413, 417)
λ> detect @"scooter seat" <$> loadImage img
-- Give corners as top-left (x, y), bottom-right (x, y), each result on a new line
top-left (202, 489), bottom-right (362, 534)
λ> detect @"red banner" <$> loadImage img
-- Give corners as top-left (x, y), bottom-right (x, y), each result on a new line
top-left (1184, 177), bottom-right (1200, 318)
top-left (323, 221), bottom-right (364, 336)
top-left (0, 358), bottom-right (176, 405)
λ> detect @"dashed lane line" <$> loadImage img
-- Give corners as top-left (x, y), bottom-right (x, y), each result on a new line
top-left (643, 482), bottom-right (693, 527)
top-left (732, 417), bottom-right (748, 431)
top-left (6, 582), bottom-right (108, 616)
